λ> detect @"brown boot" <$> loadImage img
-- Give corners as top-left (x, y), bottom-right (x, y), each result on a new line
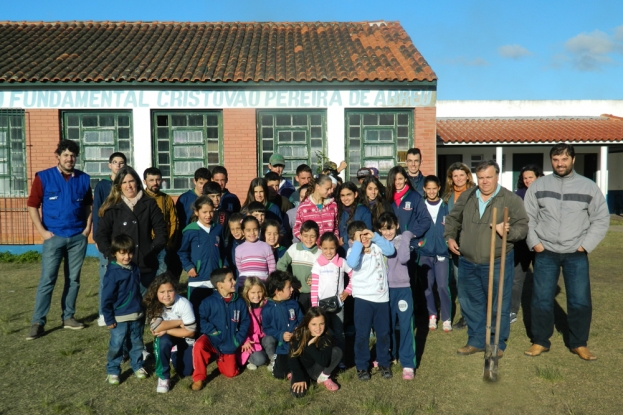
top-left (191, 380), bottom-right (205, 391)
top-left (524, 344), bottom-right (550, 357)
top-left (571, 347), bottom-right (597, 361)
top-left (456, 345), bottom-right (484, 355)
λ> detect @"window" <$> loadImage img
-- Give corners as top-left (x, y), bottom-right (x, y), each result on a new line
top-left (0, 109), bottom-right (27, 196)
top-left (345, 110), bottom-right (412, 181)
top-left (153, 111), bottom-right (223, 193)
top-left (470, 154), bottom-right (484, 172)
top-left (62, 112), bottom-right (133, 189)
top-left (258, 111), bottom-right (326, 182)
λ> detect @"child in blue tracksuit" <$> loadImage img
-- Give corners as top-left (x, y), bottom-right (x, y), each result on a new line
top-left (346, 221), bottom-right (396, 381)
top-left (418, 175), bottom-right (452, 332)
top-left (261, 270), bottom-right (304, 379)
top-left (191, 268), bottom-right (250, 391)
top-left (101, 234), bottom-right (146, 385)
top-left (178, 196), bottom-right (224, 311)
top-left (377, 212), bottom-right (416, 380)
top-left (224, 212), bottom-right (245, 279)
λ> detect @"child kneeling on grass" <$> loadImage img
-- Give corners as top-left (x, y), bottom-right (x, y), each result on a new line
top-left (346, 221), bottom-right (395, 381)
top-left (144, 272), bottom-right (196, 394)
top-left (192, 268), bottom-right (250, 391)
top-left (289, 307), bottom-right (342, 398)
top-left (261, 270), bottom-right (303, 379)
top-left (102, 234), bottom-right (147, 385)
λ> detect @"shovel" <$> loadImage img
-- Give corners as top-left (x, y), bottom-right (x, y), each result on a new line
top-left (483, 207), bottom-right (509, 382)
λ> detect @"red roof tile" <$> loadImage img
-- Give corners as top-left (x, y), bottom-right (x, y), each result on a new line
top-left (0, 21), bottom-right (437, 84)
top-left (437, 116), bottom-right (623, 144)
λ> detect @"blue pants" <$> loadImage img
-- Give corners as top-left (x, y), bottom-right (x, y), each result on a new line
top-left (139, 272), bottom-right (156, 298)
top-left (154, 334), bottom-right (194, 380)
top-left (458, 250), bottom-right (514, 350)
top-left (389, 287), bottom-right (416, 369)
top-left (419, 255), bottom-right (452, 321)
top-left (107, 319), bottom-right (144, 375)
top-left (98, 250), bottom-right (108, 316)
top-left (354, 298), bottom-right (390, 370)
top-left (531, 250), bottom-right (591, 349)
top-left (156, 249), bottom-right (168, 276)
top-left (32, 234), bottom-right (87, 325)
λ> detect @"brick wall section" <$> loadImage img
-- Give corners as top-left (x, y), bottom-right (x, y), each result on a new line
top-left (414, 107), bottom-right (437, 176)
top-left (222, 109), bottom-right (257, 204)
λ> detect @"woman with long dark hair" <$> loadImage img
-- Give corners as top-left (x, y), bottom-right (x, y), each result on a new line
top-left (336, 182), bottom-right (372, 246)
top-left (385, 166), bottom-right (431, 241)
top-left (95, 166), bottom-right (167, 295)
top-left (241, 177), bottom-right (283, 220)
top-left (360, 176), bottom-right (392, 231)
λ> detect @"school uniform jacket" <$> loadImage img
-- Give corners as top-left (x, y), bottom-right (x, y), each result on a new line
top-left (178, 221), bottom-right (225, 286)
top-left (101, 262), bottom-right (144, 326)
top-left (338, 204), bottom-right (372, 242)
top-left (261, 298), bottom-right (304, 355)
top-left (418, 201), bottom-right (450, 258)
top-left (391, 190), bottom-right (432, 250)
top-left (198, 292), bottom-right (250, 355)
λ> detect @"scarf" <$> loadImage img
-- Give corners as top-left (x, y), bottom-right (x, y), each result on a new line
top-left (121, 190), bottom-right (143, 211)
top-left (453, 184), bottom-right (467, 203)
top-left (393, 186), bottom-right (409, 206)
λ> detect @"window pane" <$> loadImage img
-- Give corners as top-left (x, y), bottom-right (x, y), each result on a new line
top-left (364, 145), bottom-right (394, 157)
top-left (84, 131), bottom-right (114, 144)
top-left (349, 127), bottom-right (360, 138)
top-left (207, 141), bottom-right (219, 152)
top-left (278, 131), bottom-right (292, 142)
top-left (174, 161), bottom-right (203, 175)
top-left (292, 115), bottom-right (307, 126)
top-left (363, 114), bottom-right (377, 125)
top-left (67, 115), bottom-right (80, 126)
top-left (275, 115), bottom-right (290, 126)
top-left (0, 116), bottom-right (8, 128)
top-left (157, 128), bottom-right (169, 139)
top-left (174, 146), bottom-right (203, 159)
top-left (350, 139), bottom-right (361, 148)
top-left (118, 128), bottom-right (130, 139)
top-left (118, 115), bottom-right (130, 126)
top-left (310, 139), bottom-right (322, 150)
top-left (100, 116), bottom-right (114, 127)
top-left (366, 130), bottom-right (378, 142)
top-left (292, 131), bottom-right (305, 142)
top-left (207, 153), bottom-right (219, 164)
top-left (397, 126), bottom-right (408, 138)
top-left (160, 165), bottom-right (170, 176)
top-left (158, 154), bottom-right (170, 164)
top-left (397, 113), bottom-right (409, 125)
top-left (174, 177), bottom-right (191, 189)
top-left (82, 116), bottom-right (98, 127)
top-left (261, 115), bottom-right (273, 126)
top-left (67, 128), bottom-right (80, 139)
top-left (118, 140), bottom-right (130, 151)
top-left (379, 130), bottom-right (393, 141)
top-left (262, 140), bottom-right (273, 151)
top-left (349, 151), bottom-right (361, 163)
top-left (172, 115), bottom-right (187, 126)
top-left (173, 131), bottom-right (203, 143)
top-left (310, 115), bottom-right (322, 126)
top-left (379, 114), bottom-right (394, 125)
top-left (206, 115), bottom-right (219, 126)
top-left (397, 139), bottom-right (409, 150)
top-left (188, 115), bottom-right (203, 126)
top-left (157, 115), bottom-right (168, 127)
top-left (158, 141), bottom-right (169, 151)
top-left (206, 127), bottom-right (218, 139)
top-left (310, 127), bottom-right (322, 138)
top-left (262, 128), bottom-right (273, 139)
top-left (349, 114), bottom-right (360, 125)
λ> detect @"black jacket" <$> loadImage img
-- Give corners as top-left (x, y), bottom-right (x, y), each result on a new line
top-left (289, 334), bottom-right (333, 383)
top-left (95, 195), bottom-right (167, 274)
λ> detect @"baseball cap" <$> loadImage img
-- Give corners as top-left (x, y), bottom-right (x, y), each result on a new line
top-left (368, 167), bottom-right (379, 177)
top-left (356, 167), bottom-right (372, 179)
top-left (269, 153), bottom-right (285, 167)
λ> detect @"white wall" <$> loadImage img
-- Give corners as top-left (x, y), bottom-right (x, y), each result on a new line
top-left (437, 100), bottom-right (623, 118)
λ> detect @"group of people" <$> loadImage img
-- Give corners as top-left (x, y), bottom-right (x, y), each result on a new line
top-left (25, 140), bottom-right (610, 396)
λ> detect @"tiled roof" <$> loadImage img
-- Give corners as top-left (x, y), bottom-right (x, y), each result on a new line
top-left (0, 21), bottom-right (436, 84)
top-left (437, 115), bottom-right (623, 144)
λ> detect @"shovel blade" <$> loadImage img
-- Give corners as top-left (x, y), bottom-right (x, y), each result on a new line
top-left (483, 346), bottom-right (499, 382)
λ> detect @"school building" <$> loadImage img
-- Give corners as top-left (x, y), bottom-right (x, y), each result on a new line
top-left (1, 21), bottom-right (622, 252)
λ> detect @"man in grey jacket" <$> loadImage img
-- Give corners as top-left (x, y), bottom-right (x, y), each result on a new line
top-left (445, 160), bottom-right (528, 357)
top-left (524, 143), bottom-right (609, 361)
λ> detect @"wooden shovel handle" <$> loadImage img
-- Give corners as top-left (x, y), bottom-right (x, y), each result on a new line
top-left (485, 207), bottom-right (498, 348)
top-left (494, 207), bottom-right (509, 347)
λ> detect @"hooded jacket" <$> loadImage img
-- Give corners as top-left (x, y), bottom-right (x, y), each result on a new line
top-left (101, 262), bottom-right (144, 326)
top-left (391, 189), bottom-right (432, 249)
top-left (178, 221), bottom-right (224, 286)
top-left (293, 196), bottom-right (339, 240)
top-left (198, 291), bottom-right (250, 355)
top-left (524, 171), bottom-right (609, 254)
top-left (261, 297), bottom-right (304, 354)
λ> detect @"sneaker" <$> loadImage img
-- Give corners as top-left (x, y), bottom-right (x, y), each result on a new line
top-left (453, 317), bottom-right (467, 330)
top-left (142, 349), bottom-right (152, 362)
top-left (26, 323), bottom-right (44, 340)
top-left (247, 363), bottom-right (257, 370)
top-left (97, 315), bottom-right (106, 327)
top-left (134, 368), bottom-right (148, 379)
top-left (106, 374), bottom-right (120, 385)
top-left (429, 315), bottom-right (437, 330)
top-left (62, 318), bottom-right (84, 330)
top-left (442, 320), bottom-right (452, 332)
top-left (156, 378), bottom-right (169, 393)
top-left (267, 354), bottom-right (277, 373)
top-left (191, 380), bottom-right (204, 391)
top-left (357, 370), bottom-right (371, 381)
top-left (402, 368), bottom-right (415, 381)
top-left (372, 360), bottom-right (379, 368)
top-left (379, 366), bottom-right (393, 379)
top-left (321, 378), bottom-right (339, 391)
top-left (510, 312), bottom-right (518, 324)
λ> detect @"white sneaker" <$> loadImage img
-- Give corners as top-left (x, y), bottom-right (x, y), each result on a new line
top-left (442, 320), bottom-right (452, 332)
top-left (97, 315), bottom-right (106, 327)
top-left (247, 363), bottom-right (257, 370)
top-left (142, 349), bottom-right (152, 362)
top-left (429, 315), bottom-right (437, 330)
top-left (106, 374), bottom-right (119, 385)
top-left (267, 354), bottom-right (277, 373)
top-left (156, 378), bottom-right (169, 393)
top-left (134, 368), bottom-right (148, 379)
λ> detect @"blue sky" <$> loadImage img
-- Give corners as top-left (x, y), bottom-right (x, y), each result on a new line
top-left (4, 0), bottom-right (623, 100)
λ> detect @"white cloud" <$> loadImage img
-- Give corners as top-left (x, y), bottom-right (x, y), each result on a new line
top-left (443, 56), bottom-right (489, 66)
top-left (558, 27), bottom-right (623, 71)
top-left (498, 44), bottom-right (532, 59)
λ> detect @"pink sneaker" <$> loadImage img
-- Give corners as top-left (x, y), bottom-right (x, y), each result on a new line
top-left (372, 360), bottom-right (379, 368)
top-left (321, 378), bottom-right (339, 391)
top-left (402, 368), bottom-right (415, 380)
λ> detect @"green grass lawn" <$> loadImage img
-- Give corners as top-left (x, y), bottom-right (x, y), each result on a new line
top-left (1, 231), bottom-right (623, 414)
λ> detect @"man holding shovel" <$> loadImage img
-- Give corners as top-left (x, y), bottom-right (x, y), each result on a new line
top-left (444, 160), bottom-right (528, 357)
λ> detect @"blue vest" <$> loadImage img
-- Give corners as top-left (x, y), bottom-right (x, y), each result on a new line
top-left (38, 167), bottom-right (90, 237)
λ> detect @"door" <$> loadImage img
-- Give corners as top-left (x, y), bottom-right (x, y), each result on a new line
top-left (437, 154), bottom-right (462, 194)
top-left (512, 153), bottom-right (544, 191)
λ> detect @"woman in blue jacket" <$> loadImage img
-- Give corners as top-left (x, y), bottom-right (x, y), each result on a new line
top-left (336, 182), bottom-right (372, 246)
top-left (418, 175), bottom-right (452, 332)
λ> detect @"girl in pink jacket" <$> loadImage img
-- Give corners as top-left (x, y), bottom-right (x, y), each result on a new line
top-left (293, 175), bottom-right (339, 242)
top-left (240, 277), bottom-right (269, 370)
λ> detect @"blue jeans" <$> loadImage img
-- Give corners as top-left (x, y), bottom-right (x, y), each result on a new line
top-left (98, 250), bottom-right (108, 316)
top-left (531, 250), bottom-right (591, 349)
top-left (107, 319), bottom-right (144, 375)
top-left (458, 250), bottom-right (514, 350)
top-left (156, 249), bottom-right (167, 276)
top-left (32, 234), bottom-right (88, 326)
top-left (354, 298), bottom-right (391, 370)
